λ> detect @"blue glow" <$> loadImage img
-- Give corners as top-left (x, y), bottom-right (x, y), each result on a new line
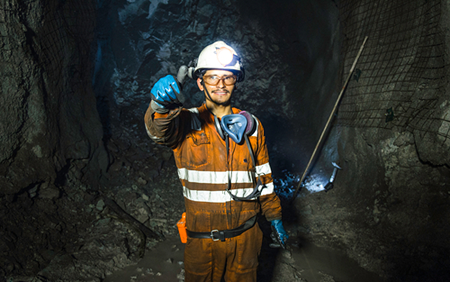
top-left (303, 174), bottom-right (328, 193)
top-left (273, 170), bottom-right (300, 199)
top-left (274, 169), bottom-right (328, 198)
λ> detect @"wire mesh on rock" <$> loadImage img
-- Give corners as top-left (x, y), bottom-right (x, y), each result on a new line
top-left (337, 0), bottom-right (449, 146)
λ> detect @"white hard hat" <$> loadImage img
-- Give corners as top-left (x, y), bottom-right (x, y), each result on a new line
top-left (192, 41), bottom-right (245, 82)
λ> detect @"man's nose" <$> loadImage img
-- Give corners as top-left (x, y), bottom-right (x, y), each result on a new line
top-left (217, 78), bottom-right (226, 88)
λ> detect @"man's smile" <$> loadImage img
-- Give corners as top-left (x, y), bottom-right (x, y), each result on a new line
top-left (212, 90), bottom-right (229, 95)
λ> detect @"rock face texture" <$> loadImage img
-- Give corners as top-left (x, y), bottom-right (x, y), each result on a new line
top-left (0, 0), bottom-right (111, 279)
top-left (1, 0), bottom-right (450, 281)
top-left (0, 0), bottom-right (107, 194)
top-left (295, 0), bottom-right (450, 281)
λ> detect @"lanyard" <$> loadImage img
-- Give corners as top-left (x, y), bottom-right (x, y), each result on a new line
top-left (225, 133), bottom-right (264, 201)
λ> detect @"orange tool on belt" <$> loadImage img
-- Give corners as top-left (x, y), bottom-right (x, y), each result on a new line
top-left (177, 212), bottom-right (187, 243)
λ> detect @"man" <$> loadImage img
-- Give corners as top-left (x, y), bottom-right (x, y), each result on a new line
top-left (144, 41), bottom-right (288, 281)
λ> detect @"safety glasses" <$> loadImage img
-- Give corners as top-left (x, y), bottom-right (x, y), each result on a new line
top-left (203, 75), bottom-right (237, 86)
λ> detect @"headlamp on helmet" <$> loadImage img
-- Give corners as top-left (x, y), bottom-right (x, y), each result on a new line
top-left (216, 47), bottom-right (234, 66)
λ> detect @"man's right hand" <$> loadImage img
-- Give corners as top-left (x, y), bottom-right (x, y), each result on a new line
top-left (270, 219), bottom-right (288, 249)
top-left (150, 75), bottom-right (183, 108)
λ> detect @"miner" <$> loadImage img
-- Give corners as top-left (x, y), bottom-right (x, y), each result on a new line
top-left (144, 41), bottom-right (288, 281)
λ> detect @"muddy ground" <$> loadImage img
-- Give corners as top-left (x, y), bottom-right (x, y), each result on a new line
top-left (104, 233), bottom-right (384, 282)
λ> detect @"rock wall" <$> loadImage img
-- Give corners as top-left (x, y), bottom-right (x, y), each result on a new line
top-left (0, 0), bottom-right (112, 279)
top-left (296, 126), bottom-right (450, 281)
top-left (293, 1), bottom-right (450, 281)
top-left (0, 0), bottom-right (108, 194)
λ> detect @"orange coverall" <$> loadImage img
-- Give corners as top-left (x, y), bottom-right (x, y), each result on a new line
top-left (144, 103), bottom-right (282, 281)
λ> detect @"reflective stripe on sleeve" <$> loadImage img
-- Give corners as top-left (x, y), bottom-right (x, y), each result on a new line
top-left (183, 182), bottom-right (274, 203)
top-left (255, 162), bottom-right (272, 176)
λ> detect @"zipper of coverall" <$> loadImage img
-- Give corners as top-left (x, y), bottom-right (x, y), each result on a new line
top-left (202, 80), bottom-right (237, 229)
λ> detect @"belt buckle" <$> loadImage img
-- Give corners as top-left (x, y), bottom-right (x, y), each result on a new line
top-left (210, 229), bottom-right (219, 241)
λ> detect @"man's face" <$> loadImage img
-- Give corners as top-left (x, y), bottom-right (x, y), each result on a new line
top-left (197, 70), bottom-right (236, 106)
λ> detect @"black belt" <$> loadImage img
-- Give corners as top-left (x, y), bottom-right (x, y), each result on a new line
top-left (186, 215), bottom-right (257, 241)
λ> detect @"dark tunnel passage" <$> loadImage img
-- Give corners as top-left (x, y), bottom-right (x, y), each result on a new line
top-left (1, 0), bottom-right (450, 281)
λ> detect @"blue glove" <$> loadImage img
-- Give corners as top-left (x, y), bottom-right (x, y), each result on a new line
top-left (271, 219), bottom-right (288, 248)
top-left (150, 75), bottom-right (184, 108)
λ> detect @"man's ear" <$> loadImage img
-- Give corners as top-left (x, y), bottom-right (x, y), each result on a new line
top-left (197, 78), bottom-right (204, 91)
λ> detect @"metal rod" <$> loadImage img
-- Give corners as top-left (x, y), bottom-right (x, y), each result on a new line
top-left (290, 36), bottom-right (368, 202)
